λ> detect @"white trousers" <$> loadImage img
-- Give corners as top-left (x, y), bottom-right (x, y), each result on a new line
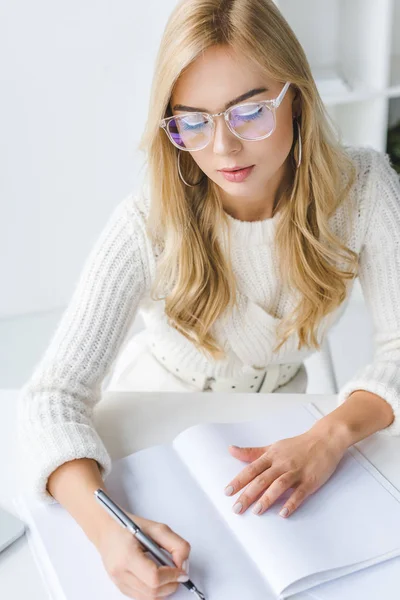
top-left (105, 330), bottom-right (308, 394)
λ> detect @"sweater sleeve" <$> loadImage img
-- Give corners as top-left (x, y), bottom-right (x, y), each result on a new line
top-left (337, 149), bottom-right (400, 436)
top-left (17, 193), bottom-right (151, 503)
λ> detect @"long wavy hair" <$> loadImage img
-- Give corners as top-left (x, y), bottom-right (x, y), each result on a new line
top-left (138, 0), bottom-right (359, 361)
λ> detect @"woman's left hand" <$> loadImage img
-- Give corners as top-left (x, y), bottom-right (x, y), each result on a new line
top-left (223, 428), bottom-right (348, 518)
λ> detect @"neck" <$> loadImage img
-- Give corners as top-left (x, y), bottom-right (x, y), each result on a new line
top-left (222, 160), bottom-right (293, 222)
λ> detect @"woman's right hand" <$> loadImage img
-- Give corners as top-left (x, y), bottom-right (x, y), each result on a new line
top-left (94, 512), bottom-right (191, 599)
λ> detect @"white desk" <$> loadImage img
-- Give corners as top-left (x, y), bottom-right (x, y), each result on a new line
top-left (2, 388), bottom-right (400, 599)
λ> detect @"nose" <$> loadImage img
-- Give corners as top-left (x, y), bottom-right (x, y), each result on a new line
top-left (212, 114), bottom-right (242, 154)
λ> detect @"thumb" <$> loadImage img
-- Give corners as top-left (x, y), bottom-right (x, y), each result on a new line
top-left (228, 445), bottom-right (266, 461)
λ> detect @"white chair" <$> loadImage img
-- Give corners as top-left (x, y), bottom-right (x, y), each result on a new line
top-left (303, 336), bottom-right (338, 395)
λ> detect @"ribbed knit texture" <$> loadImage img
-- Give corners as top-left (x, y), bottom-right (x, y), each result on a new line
top-left (17, 145), bottom-right (400, 504)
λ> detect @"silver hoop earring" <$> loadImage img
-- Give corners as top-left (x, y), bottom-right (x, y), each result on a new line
top-left (295, 118), bottom-right (302, 168)
top-left (177, 151), bottom-right (206, 187)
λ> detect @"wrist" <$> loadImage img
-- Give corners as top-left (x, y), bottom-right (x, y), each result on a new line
top-left (84, 495), bottom-right (118, 548)
top-left (309, 415), bottom-right (353, 455)
top-left (311, 390), bottom-right (395, 451)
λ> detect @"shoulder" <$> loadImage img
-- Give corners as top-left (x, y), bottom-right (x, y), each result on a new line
top-left (342, 144), bottom-right (384, 193)
top-left (125, 181), bottom-right (151, 217)
top-left (117, 181), bottom-right (151, 237)
top-left (335, 145), bottom-right (400, 248)
top-left (343, 144), bottom-right (399, 197)
top-left (118, 180), bottom-right (163, 265)
top-left (362, 147), bottom-right (400, 250)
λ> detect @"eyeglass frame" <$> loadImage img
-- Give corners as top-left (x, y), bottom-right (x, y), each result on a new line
top-left (159, 81), bottom-right (291, 151)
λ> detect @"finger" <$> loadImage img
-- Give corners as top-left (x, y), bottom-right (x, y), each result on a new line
top-left (224, 454), bottom-right (271, 496)
top-left (126, 539), bottom-right (189, 590)
top-left (228, 445), bottom-right (268, 463)
top-left (278, 483), bottom-right (312, 518)
top-left (144, 522), bottom-right (191, 578)
top-left (115, 580), bottom-right (142, 599)
top-left (116, 568), bottom-right (181, 598)
top-left (230, 468), bottom-right (280, 514)
top-left (251, 471), bottom-right (298, 515)
top-left (111, 568), bottom-right (160, 598)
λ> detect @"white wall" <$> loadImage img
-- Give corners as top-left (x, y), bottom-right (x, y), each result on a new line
top-left (0, 0), bottom-right (175, 319)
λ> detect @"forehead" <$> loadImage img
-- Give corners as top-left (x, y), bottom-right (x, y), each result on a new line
top-left (171, 46), bottom-right (277, 114)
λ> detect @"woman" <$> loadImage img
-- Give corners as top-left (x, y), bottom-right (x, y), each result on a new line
top-left (18, 0), bottom-right (400, 598)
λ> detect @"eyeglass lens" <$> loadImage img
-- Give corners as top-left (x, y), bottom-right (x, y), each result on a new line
top-left (167, 102), bottom-right (275, 150)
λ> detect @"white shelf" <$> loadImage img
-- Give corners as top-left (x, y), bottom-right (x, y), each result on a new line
top-left (314, 68), bottom-right (379, 106)
top-left (274, 0), bottom-right (399, 152)
top-left (390, 0), bottom-right (400, 93)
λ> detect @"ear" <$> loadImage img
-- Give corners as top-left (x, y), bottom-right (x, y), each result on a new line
top-left (291, 87), bottom-right (302, 119)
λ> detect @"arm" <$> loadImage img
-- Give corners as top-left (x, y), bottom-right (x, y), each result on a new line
top-left (46, 458), bottom-right (115, 547)
top-left (17, 192), bottom-right (151, 504)
top-left (310, 389), bottom-right (395, 453)
top-left (316, 149), bottom-right (400, 445)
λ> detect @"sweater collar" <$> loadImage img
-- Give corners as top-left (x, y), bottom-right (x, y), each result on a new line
top-left (219, 208), bottom-right (281, 245)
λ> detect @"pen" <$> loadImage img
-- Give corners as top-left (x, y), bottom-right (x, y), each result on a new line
top-left (94, 489), bottom-right (206, 599)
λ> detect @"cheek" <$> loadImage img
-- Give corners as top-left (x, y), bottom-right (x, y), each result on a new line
top-left (274, 115), bottom-right (294, 146)
top-left (281, 116), bottom-right (296, 150)
top-left (264, 120), bottom-right (295, 161)
top-left (188, 150), bottom-right (202, 165)
top-left (256, 138), bottom-right (290, 169)
top-left (189, 151), bottom-right (214, 174)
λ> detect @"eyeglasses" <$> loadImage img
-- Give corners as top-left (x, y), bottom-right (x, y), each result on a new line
top-left (160, 82), bottom-right (291, 151)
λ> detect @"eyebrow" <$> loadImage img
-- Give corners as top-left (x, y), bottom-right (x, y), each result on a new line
top-left (172, 87), bottom-right (268, 113)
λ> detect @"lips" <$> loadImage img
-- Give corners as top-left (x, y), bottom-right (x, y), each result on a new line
top-left (219, 165), bottom-right (253, 172)
top-left (219, 165), bottom-right (255, 182)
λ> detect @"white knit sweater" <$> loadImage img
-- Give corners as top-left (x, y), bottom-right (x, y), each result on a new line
top-left (17, 146), bottom-right (400, 504)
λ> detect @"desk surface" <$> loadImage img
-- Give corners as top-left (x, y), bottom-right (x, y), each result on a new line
top-left (1, 389), bottom-right (400, 599)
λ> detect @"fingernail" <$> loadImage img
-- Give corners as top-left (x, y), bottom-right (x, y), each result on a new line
top-left (224, 485), bottom-right (234, 496)
top-left (279, 507), bottom-right (289, 517)
top-left (178, 574), bottom-right (190, 582)
top-left (252, 502), bottom-right (263, 515)
top-left (182, 558), bottom-right (189, 574)
top-left (233, 502), bottom-right (243, 514)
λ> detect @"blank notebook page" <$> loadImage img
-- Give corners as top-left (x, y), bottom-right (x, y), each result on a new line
top-left (15, 402), bottom-right (400, 600)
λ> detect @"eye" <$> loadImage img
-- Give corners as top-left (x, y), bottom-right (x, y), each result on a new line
top-left (182, 120), bottom-right (205, 130)
top-left (180, 114), bottom-right (207, 130)
top-left (231, 104), bottom-right (264, 121)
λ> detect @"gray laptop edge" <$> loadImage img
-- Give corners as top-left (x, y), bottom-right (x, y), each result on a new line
top-left (0, 506), bottom-right (26, 553)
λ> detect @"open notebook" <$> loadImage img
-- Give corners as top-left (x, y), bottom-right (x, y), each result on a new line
top-left (15, 402), bottom-right (400, 600)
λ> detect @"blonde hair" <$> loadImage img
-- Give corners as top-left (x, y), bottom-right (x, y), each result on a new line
top-left (138, 0), bottom-right (359, 361)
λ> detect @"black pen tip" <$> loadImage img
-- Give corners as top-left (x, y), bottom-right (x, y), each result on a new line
top-left (185, 579), bottom-right (206, 599)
